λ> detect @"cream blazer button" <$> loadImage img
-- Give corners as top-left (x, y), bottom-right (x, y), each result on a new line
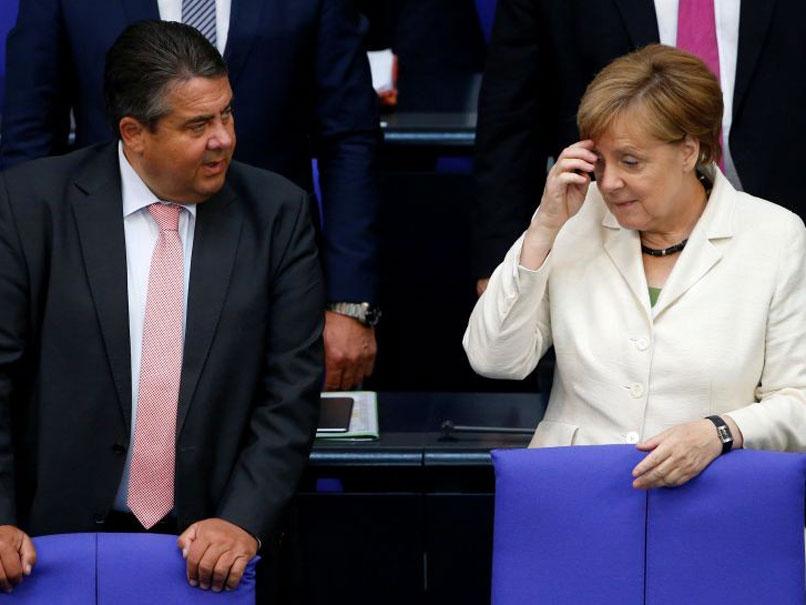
top-left (629, 383), bottom-right (644, 398)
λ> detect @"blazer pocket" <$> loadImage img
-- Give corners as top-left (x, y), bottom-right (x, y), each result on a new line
top-left (528, 420), bottom-right (579, 448)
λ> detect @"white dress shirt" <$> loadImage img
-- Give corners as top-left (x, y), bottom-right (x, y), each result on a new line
top-left (113, 142), bottom-right (197, 511)
top-left (158, 0), bottom-right (232, 54)
top-left (654, 0), bottom-right (742, 189)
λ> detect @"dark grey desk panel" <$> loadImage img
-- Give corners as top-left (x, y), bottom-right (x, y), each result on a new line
top-left (381, 112), bottom-right (476, 147)
top-left (379, 73), bottom-right (481, 148)
top-left (310, 392), bottom-right (546, 467)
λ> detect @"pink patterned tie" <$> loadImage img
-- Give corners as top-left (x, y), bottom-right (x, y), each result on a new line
top-left (127, 203), bottom-right (184, 529)
top-left (676, 0), bottom-right (720, 81)
top-left (677, 0), bottom-right (724, 169)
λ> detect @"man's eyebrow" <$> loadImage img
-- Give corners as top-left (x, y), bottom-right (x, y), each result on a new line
top-left (181, 100), bottom-right (234, 127)
top-left (182, 114), bottom-right (214, 127)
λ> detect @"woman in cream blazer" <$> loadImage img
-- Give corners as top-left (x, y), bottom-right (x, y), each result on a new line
top-left (464, 45), bottom-right (806, 489)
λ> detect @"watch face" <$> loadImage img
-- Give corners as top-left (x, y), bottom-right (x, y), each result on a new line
top-left (365, 306), bottom-right (381, 326)
top-left (716, 425), bottom-right (732, 443)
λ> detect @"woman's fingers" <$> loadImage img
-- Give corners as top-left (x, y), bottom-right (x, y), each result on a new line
top-left (553, 157), bottom-right (596, 175)
top-left (556, 140), bottom-right (598, 163)
top-left (555, 172), bottom-right (589, 186)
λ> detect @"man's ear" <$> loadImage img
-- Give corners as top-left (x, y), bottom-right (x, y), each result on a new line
top-left (681, 135), bottom-right (700, 172)
top-left (119, 117), bottom-right (147, 154)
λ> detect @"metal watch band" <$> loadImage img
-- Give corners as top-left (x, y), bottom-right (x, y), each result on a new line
top-left (327, 302), bottom-right (381, 327)
top-left (705, 415), bottom-right (733, 455)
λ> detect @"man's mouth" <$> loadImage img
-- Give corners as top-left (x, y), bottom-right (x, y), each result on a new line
top-left (202, 159), bottom-right (227, 174)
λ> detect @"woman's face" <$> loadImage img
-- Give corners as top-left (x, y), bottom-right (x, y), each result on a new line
top-left (592, 113), bottom-right (700, 234)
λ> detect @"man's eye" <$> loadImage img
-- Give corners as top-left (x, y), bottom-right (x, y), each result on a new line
top-left (623, 157), bottom-right (640, 167)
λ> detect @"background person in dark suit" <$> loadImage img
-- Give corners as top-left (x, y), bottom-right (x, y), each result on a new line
top-left (473, 0), bottom-right (806, 293)
top-left (0, 0), bottom-right (376, 390)
top-left (0, 21), bottom-right (323, 593)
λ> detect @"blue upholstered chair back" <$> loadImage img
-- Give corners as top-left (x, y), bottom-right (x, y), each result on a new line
top-left (492, 445), bottom-right (806, 605)
top-left (7, 532), bottom-right (258, 603)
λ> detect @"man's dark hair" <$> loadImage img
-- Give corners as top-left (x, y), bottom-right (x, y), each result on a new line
top-left (104, 20), bottom-right (228, 135)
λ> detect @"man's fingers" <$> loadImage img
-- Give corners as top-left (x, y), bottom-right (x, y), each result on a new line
top-left (339, 367), bottom-right (361, 391)
top-left (0, 544), bottom-right (23, 588)
top-left (19, 535), bottom-right (35, 575)
top-left (186, 537), bottom-right (212, 587)
top-left (177, 523), bottom-right (198, 559)
top-left (210, 551), bottom-right (237, 592)
top-left (197, 544), bottom-right (226, 590)
top-left (0, 559), bottom-right (11, 593)
top-left (324, 363), bottom-right (343, 391)
top-left (225, 556), bottom-right (249, 591)
top-left (363, 351), bottom-right (376, 381)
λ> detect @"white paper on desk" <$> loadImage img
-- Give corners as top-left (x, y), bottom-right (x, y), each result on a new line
top-left (367, 49), bottom-right (396, 93)
top-left (317, 391), bottom-right (379, 440)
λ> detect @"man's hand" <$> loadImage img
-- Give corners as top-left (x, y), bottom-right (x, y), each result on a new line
top-left (631, 419), bottom-right (727, 489)
top-left (0, 525), bottom-right (36, 593)
top-left (177, 518), bottom-right (258, 592)
top-left (476, 278), bottom-right (490, 297)
top-left (324, 311), bottom-right (376, 390)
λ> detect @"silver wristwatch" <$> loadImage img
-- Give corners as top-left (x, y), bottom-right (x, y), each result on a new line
top-left (327, 302), bottom-right (382, 327)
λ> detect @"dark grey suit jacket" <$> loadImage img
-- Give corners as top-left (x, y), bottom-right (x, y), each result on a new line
top-left (0, 143), bottom-right (324, 542)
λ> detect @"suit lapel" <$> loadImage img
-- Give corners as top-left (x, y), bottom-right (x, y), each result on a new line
top-left (602, 212), bottom-right (652, 323)
top-left (71, 145), bottom-right (133, 429)
top-left (177, 182), bottom-right (242, 435)
top-left (733, 0), bottom-right (777, 121)
top-left (120, 0), bottom-right (160, 22)
top-left (652, 172), bottom-right (735, 318)
top-left (224, 0), bottom-right (266, 87)
top-left (611, 0), bottom-right (660, 48)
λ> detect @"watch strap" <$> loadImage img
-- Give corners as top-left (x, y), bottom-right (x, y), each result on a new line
top-left (327, 302), bottom-right (381, 327)
top-left (705, 415), bottom-right (733, 455)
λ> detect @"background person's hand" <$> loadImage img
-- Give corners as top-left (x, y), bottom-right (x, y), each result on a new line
top-left (0, 525), bottom-right (36, 593)
top-left (323, 311), bottom-right (376, 390)
top-left (475, 278), bottom-right (490, 297)
top-left (632, 419), bottom-right (726, 489)
top-left (177, 518), bottom-right (258, 592)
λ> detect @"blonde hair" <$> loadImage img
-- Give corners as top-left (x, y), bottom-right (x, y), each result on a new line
top-left (577, 44), bottom-right (723, 165)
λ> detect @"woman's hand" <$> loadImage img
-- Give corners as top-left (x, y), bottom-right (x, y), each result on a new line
top-left (520, 141), bottom-right (597, 270)
top-left (534, 140), bottom-right (597, 231)
top-left (631, 419), bottom-right (724, 489)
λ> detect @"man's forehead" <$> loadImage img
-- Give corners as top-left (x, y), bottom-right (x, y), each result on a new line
top-left (164, 75), bottom-right (233, 117)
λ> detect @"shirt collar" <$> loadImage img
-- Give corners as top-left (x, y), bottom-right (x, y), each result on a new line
top-left (118, 141), bottom-right (197, 219)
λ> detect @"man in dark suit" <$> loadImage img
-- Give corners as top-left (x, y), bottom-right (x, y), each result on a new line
top-left (0, 21), bottom-right (323, 593)
top-left (473, 0), bottom-right (806, 292)
top-left (0, 0), bottom-right (376, 391)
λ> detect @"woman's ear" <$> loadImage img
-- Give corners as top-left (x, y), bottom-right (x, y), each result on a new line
top-left (681, 135), bottom-right (701, 172)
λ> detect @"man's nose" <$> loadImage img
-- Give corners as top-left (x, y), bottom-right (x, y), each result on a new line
top-left (208, 121), bottom-right (235, 150)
